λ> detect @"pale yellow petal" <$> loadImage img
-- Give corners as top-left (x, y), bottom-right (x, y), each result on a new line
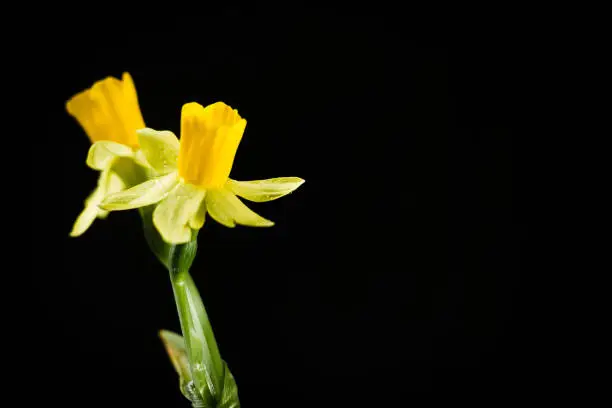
top-left (87, 141), bottom-right (134, 170)
top-left (153, 183), bottom-right (206, 244)
top-left (189, 198), bottom-right (207, 230)
top-left (70, 167), bottom-right (120, 237)
top-left (106, 170), bottom-right (126, 195)
top-left (205, 189), bottom-right (274, 228)
top-left (70, 201), bottom-right (100, 237)
top-left (96, 209), bottom-right (110, 220)
top-left (91, 171), bottom-right (125, 220)
top-left (136, 128), bottom-right (180, 174)
top-left (100, 172), bottom-right (179, 211)
top-left (226, 177), bottom-right (305, 202)
top-left (133, 149), bottom-right (152, 169)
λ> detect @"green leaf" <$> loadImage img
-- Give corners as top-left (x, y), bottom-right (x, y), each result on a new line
top-left (159, 330), bottom-right (197, 401)
top-left (160, 330), bottom-right (240, 408)
top-left (218, 362), bottom-right (241, 408)
top-left (159, 330), bottom-right (192, 381)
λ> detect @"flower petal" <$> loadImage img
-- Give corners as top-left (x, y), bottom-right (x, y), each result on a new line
top-left (100, 172), bottom-right (179, 211)
top-left (133, 149), bottom-right (152, 169)
top-left (70, 194), bottom-right (103, 237)
top-left (87, 141), bottom-right (134, 170)
top-left (137, 128), bottom-right (180, 175)
top-left (226, 177), bottom-right (305, 202)
top-left (178, 102), bottom-right (246, 189)
top-left (70, 167), bottom-right (125, 237)
top-left (119, 73), bottom-right (147, 142)
top-left (106, 170), bottom-right (127, 195)
top-left (153, 183), bottom-right (206, 244)
top-left (205, 189), bottom-right (274, 228)
top-left (66, 73), bottom-right (144, 148)
top-left (189, 199), bottom-right (207, 230)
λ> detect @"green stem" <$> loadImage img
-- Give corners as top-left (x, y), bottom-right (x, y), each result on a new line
top-left (140, 206), bottom-right (232, 406)
top-left (168, 241), bottom-right (224, 405)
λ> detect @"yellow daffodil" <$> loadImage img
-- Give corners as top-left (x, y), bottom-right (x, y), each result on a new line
top-left (99, 101), bottom-right (304, 244)
top-left (66, 72), bottom-right (148, 237)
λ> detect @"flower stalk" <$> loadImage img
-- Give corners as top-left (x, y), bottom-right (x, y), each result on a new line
top-left (169, 243), bottom-right (222, 403)
top-left (141, 204), bottom-right (240, 407)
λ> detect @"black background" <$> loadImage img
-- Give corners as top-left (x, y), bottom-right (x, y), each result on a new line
top-left (33, 15), bottom-right (528, 407)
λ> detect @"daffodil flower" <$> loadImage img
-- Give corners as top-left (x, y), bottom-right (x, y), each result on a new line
top-left (99, 101), bottom-right (304, 244)
top-left (66, 72), bottom-right (148, 237)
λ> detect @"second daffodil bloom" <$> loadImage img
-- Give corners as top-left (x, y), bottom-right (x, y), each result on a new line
top-left (66, 72), bottom-right (148, 237)
top-left (100, 101), bottom-right (304, 244)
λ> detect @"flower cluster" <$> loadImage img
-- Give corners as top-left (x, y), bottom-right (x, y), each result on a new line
top-left (67, 73), bottom-right (304, 243)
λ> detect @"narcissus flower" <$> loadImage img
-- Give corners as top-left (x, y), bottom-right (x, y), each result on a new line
top-left (66, 72), bottom-right (147, 237)
top-left (100, 101), bottom-right (304, 244)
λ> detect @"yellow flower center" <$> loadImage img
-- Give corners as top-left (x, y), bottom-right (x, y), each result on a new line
top-left (66, 72), bottom-right (145, 149)
top-left (178, 102), bottom-right (246, 189)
